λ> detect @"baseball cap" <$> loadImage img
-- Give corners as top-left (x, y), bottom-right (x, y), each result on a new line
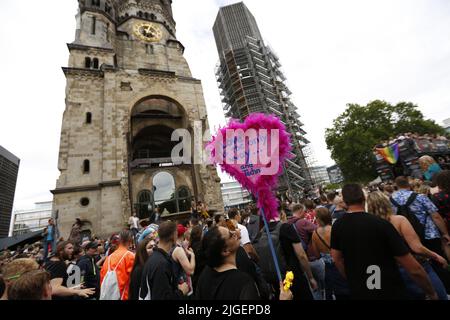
top-left (85, 241), bottom-right (99, 250)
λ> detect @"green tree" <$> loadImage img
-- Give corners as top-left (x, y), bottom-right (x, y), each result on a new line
top-left (325, 100), bottom-right (444, 183)
top-left (324, 183), bottom-right (343, 191)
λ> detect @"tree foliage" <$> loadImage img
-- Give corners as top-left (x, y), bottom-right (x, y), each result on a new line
top-left (325, 100), bottom-right (444, 183)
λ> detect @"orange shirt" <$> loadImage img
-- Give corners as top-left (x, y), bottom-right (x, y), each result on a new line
top-left (100, 245), bottom-right (135, 300)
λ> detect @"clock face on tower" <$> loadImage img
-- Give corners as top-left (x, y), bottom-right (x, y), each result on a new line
top-left (133, 22), bottom-right (162, 42)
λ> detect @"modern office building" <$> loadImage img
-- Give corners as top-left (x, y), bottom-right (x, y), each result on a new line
top-left (213, 2), bottom-right (312, 197)
top-left (310, 166), bottom-right (331, 186)
top-left (0, 146), bottom-right (20, 238)
top-left (221, 181), bottom-right (252, 210)
top-left (9, 201), bottom-right (53, 237)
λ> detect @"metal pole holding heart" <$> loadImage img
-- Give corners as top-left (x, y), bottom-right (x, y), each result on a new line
top-left (207, 113), bottom-right (293, 284)
top-left (258, 197), bottom-right (282, 283)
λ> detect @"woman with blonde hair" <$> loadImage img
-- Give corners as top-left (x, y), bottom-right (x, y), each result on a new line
top-left (419, 155), bottom-right (442, 182)
top-left (418, 184), bottom-right (431, 197)
top-left (367, 191), bottom-right (448, 300)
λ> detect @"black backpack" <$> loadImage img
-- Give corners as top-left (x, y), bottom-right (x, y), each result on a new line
top-left (390, 193), bottom-right (426, 242)
top-left (253, 222), bottom-right (287, 284)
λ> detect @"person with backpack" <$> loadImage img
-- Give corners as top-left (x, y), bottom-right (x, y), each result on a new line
top-left (392, 176), bottom-right (450, 249)
top-left (100, 230), bottom-right (135, 300)
top-left (368, 191), bottom-right (448, 300)
top-left (392, 176), bottom-right (450, 293)
top-left (254, 215), bottom-right (317, 300)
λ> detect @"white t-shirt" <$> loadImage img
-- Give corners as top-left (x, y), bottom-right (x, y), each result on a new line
top-left (129, 216), bottom-right (139, 229)
top-left (237, 223), bottom-right (251, 246)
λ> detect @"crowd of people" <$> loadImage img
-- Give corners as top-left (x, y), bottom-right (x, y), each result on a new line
top-left (375, 132), bottom-right (449, 148)
top-left (1, 169), bottom-right (450, 301)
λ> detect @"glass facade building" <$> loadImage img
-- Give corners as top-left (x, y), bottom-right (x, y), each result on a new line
top-left (0, 145), bottom-right (20, 238)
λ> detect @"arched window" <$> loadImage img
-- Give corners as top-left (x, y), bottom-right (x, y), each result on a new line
top-left (153, 172), bottom-right (176, 215)
top-left (177, 187), bottom-right (191, 212)
top-left (85, 57), bottom-right (91, 68)
top-left (144, 12), bottom-right (149, 19)
top-left (86, 112), bottom-right (92, 124)
top-left (83, 160), bottom-right (90, 174)
top-left (93, 58), bottom-right (99, 69)
top-left (136, 190), bottom-right (153, 219)
top-left (92, 0), bottom-right (100, 7)
top-left (138, 11), bottom-right (143, 18)
top-left (150, 14), bottom-right (156, 20)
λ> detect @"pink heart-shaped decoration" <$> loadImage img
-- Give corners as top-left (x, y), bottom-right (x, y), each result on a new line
top-left (207, 113), bottom-right (292, 220)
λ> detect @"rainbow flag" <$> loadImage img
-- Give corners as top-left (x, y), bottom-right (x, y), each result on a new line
top-left (376, 143), bottom-right (399, 164)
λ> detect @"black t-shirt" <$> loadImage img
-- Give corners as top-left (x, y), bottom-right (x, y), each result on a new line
top-left (45, 259), bottom-right (72, 300)
top-left (268, 221), bottom-right (302, 272)
top-left (195, 266), bottom-right (260, 300)
top-left (331, 212), bottom-right (409, 300)
top-left (45, 259), bottom-right (68, 286)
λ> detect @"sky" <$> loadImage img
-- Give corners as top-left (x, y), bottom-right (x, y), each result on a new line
top-left (1, 0), bottom-right (449, 210)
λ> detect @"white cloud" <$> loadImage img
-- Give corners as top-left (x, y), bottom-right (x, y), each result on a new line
top-left (1, 0), bottom-right (449, 208)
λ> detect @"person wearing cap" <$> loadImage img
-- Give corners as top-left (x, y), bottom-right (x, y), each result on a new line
top-left (77, 241), bottom-right (101, 299)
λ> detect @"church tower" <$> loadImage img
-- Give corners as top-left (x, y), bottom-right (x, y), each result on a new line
top-left (52, 0), bottom-right (223, 238)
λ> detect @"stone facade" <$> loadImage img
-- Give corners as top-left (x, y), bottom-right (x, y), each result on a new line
top-left (52, 0), bottom-right (223, 239)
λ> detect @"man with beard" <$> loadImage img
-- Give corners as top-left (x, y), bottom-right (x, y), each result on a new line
top-left (44, 241), bottom-right (95, 300)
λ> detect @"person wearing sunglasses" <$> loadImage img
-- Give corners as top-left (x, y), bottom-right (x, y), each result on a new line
top-left (195, 226), bottom-right (292, 300)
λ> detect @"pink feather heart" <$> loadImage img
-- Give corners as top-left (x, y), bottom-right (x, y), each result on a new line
top-left (207, 113), bottom-right (293, 221)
